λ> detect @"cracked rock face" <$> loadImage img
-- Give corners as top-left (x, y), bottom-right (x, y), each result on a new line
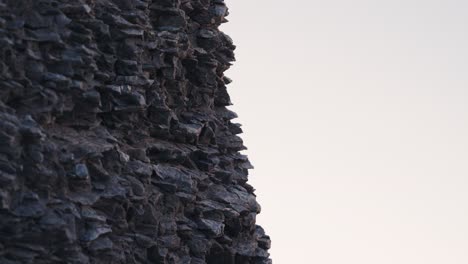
top-left (0, 0), bottom-right (271, 263)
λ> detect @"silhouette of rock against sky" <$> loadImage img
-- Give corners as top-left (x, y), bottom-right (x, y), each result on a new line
top-left (0, 0), bottom-right (271, 263)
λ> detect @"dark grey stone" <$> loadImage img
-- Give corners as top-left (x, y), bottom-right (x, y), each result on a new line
top-left (72, 163), bottom-right (90, 180)
top-left (0, 0), bottom-right (270, 263)
top-left (198, 218), bottom-right (225, 237)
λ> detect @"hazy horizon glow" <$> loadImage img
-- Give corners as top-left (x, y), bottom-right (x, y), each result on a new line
top-left (222, 1), bottom-right (468, 263)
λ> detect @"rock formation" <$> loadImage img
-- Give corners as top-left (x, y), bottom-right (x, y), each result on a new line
top-left (0, 0), bottom-right (271, 263)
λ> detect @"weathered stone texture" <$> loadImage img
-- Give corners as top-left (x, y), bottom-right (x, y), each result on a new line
top-left (0, 0), bottom-right (271, 263)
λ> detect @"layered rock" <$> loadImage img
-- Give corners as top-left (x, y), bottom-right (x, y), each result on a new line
top-left (0, 0), bottom-right (271, 263)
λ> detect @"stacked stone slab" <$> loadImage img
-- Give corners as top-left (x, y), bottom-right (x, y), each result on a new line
top-left (0, 0), bottom-right (271, 263)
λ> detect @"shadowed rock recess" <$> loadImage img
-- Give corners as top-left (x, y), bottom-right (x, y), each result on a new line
top-left (0, 0), bottom-right (271, 263)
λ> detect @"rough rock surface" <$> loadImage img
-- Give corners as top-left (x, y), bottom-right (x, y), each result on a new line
top-left (0, 0), bottom-right (271, 263)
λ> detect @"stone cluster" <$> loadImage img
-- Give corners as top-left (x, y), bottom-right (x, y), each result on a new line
top-left (0, 0), bottom-right (270, 263)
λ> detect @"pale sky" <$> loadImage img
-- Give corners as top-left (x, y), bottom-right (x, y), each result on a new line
top-left (221, 0), bottom-right (468, 263)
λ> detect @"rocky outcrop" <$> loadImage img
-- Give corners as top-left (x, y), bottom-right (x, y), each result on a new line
top-left (0, 0), bottom-right (271, 263)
